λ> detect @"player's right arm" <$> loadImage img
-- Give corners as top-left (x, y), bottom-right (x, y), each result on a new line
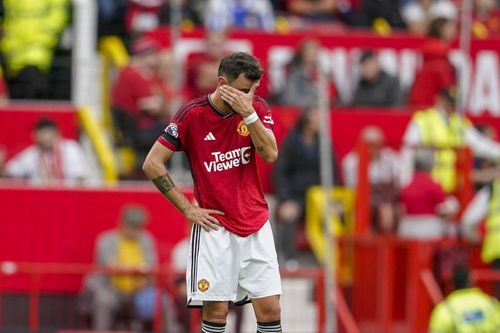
top-left (142, 142), bottom-right (223, 232)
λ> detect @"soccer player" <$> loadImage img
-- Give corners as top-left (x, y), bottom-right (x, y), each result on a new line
top-left (143, 52), bottom-right (282, 333)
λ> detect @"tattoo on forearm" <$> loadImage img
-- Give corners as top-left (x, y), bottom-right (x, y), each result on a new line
top-left (257, 146), bottom-right (265, 152)
top-left (152, 173), bottom-right (175, 194)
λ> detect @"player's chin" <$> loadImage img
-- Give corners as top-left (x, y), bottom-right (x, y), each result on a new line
top-left (223, 100), bottom-right (231, 109)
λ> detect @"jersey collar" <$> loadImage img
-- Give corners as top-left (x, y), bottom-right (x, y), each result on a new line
top-left (208, 94), bottom-right (236, 118)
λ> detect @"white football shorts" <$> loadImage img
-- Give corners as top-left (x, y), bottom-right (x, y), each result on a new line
top-left (186, 221), bottom-right (282, 307)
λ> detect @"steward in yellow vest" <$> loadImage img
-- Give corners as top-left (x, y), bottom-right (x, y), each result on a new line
top-left (461, 179), bottom-right (500, 299)
top-left (429, 266), bottom-right (500, 333)
top-left (411, 89), bottom-right (469, 193)
top-left (403, 88), bottom-right (500, 193)
top-left (0, 0), bottom-right (69, 98)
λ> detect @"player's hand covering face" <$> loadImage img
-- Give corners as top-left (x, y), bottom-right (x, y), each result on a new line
top-left (219, 76), bottom-right (259, 118)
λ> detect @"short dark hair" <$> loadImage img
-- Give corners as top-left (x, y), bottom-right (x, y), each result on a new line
top-left (359, 49), bottom-right (375, 64)
top-left (35, 118), bottom-right (58, 131)
top-left (427, 17), bottom-right (451, 39)
top-left (453, 266), bottom-right (470, 290)
top-left (218, 52), bottom-right (263, 82)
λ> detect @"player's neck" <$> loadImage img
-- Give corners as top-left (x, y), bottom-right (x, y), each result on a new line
top-left (209, 91), bottom-right (232, 114)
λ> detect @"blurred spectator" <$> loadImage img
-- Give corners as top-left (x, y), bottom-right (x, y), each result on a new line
top-left (279, 39), bottom-right (336, 107)
top-left (81, 205), bottom-right (159, 330)
top-left (204, 0), bottom-right (276, 32)
top-left (401, 88), bottom-right (500, 194)
top-left (97, 0), bottom-right (128, 38)
top-left (351, 50), bottom-right (403, 107)
top-left (273, 107), bottom-right (340, 265)
top-left (125, 0), bottom-right (165, 38)
top-left (398, 149), bottom-right (458, 240)
top-left (111, 36), bottom-right (167, 170)
top-left (473, 0), bottom-right (500, 38)
top-left (356, 0), bottom-right (405, 31)
top-left (473, 124), bottom-right (499, 190)
top-left (184, 31), bottom-right (228, 100)
top-left (1, 118), bottom-right (87, 184)
top-left (170, 231), bottom-right (191, 333)
top-left (408, 15), bottom-right (457, 106)
top-left (342, 125), bottom-right (400, 233)
top-left (158, 0), bottom-right (203, 27)
top-left (461, 175), bottom-right (500, 299)
top-left (429, 266), bottom-right (500, 332)
top-left (0, 0), bottom-right (69, 99)
top-left (0, 67), bottom-right (9, 107)
top-left (285, 0), bottom-right (336, 21)
top-left (155, 50), bottom-right (180, 121)
top-left (402, 0), bottom-right (458, 35)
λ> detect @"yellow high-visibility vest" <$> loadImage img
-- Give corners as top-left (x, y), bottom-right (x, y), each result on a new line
top-left (0, 0), bottom-right (68, 76)
top-left (429, 288), bottom-right (500, 333)
top-left (412, 108), bottom-right (471, 193)
top-left (482, 180), bottom-right (500, 263)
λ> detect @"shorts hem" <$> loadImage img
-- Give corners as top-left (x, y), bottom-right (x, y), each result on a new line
top-left (187, 295), bottom-right (251, 308)
top-left (249, 290), bottom-right (282, 300)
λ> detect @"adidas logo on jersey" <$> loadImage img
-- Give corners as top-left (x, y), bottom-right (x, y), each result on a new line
top-left (204, 132), bottom-right (216, 141)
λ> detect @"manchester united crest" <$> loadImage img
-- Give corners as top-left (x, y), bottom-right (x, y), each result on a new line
top-left (198, 279), bottom-right (210, 292)
top-left (237, 120), bottom-right (250, 137)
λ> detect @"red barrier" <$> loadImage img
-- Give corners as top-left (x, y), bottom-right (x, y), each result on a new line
top-left (0, 182), bottom-right (193, 292)
top-left (0, 263), bottom-right (327, 333)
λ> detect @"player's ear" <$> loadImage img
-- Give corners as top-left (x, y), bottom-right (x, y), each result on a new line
top-left (249, 82), bottom-right (260, 95)
top-left (217, 76), bottom-right (228, 87)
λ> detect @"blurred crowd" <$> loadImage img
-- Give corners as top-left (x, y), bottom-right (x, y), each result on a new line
top-left (0, 0), bottom-right (498, 102)
top-left (96, 0), bottom-right (500, 39)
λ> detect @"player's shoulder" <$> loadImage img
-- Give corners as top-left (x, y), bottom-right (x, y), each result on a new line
top-left (172, 95), bottom-right (209, 122)
top-left (253, 95), bottom-right (271, 110)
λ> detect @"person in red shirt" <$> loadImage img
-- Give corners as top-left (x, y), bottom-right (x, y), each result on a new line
top-left (184, 31), bottom-right (228, 101)
top-left (142, 52), bottom-right (282, 333)
top-left (111, 36), bottom-right (167, 168)
top-left (0, 67), bottom-right (9, 106)
top-left (408, 17), bottom-right (457, 107)
top-left (398, 149), bottom-right (458, 240)
top-left (473, 0), bottom-right (500, 38)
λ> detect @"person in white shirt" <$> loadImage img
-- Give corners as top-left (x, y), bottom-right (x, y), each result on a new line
top-left (342, 125), bottom-right (400, 233)
top-left (2, 118), bottom-right (88, 184)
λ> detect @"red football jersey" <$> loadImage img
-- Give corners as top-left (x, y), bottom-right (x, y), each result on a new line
top-left (158, 94), bottom-right (275, 237)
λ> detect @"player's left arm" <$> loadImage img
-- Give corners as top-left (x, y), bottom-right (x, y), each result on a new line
top-left (220, 84), bottom-right (278, 163)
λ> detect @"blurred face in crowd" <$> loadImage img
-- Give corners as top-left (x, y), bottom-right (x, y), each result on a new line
top-left (120, 222), bottom-right (143, 239)
top-left (35, 127), bottom-right (60, 151)
top-left (440, 19), bottom-right (457, 42)
top-left (437, 95), bottom-right (456, 115)
top-left (300, 40), bottom-right (320, 67)
top-left (302, 107), bottom-right (320, 137)
top-left (419, 0), bottom-right (433, 9)
top-left (206, 31), bottom-right (227, 60)
top-left (360, 56), bottom-right (380, 82)
top-left (139, 50), bottom-right (160, 72)
top-left (361, 126), bottom-right (385, 159)
top-left (158, 51), bottom-right (174, 81)
top-left (476, 0), bottom-right (496, 12)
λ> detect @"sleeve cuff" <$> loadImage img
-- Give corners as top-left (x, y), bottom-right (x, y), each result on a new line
top-left (158, 136), bottom-right (178, 151)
